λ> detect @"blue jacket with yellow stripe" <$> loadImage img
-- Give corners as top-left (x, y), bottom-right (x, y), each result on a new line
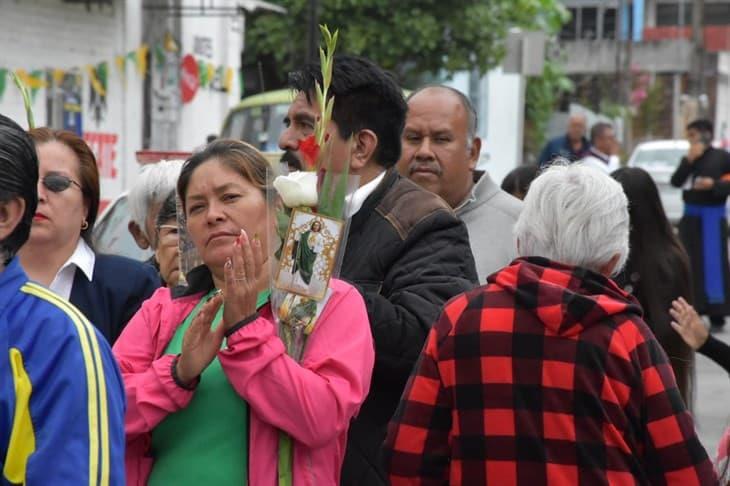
top-left (0, 257), bottom-right (125, 485)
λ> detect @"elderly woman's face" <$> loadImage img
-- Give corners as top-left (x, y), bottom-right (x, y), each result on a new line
top-left (29, 141), bottom-right (88, 249)
top-left (184, 158), bottom-right (269, 273)
top-left (155, 220), bottom-right (180, 287)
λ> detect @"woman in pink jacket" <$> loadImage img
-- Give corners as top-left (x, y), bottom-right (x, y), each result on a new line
top-left (113, 139), bottom-right (374, 485)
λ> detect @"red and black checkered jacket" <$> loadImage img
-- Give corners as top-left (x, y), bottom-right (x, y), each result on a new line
top-left (384, 257), bottom-right (717, 485)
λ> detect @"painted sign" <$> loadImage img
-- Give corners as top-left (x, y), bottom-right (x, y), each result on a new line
top-left (84, 132), bottom-right (118, 179)
top-left (180, 54), bottom-right (199, 103)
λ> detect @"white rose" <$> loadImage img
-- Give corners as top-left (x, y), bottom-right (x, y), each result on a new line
top-left (273, 171), bottom-right (319, 208)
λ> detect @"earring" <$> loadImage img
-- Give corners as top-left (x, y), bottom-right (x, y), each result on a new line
top-left (81, 220), bottom-right (89, 231)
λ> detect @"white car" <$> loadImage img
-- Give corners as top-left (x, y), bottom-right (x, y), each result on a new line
top-left (627, 140), bottom-right (689, 224)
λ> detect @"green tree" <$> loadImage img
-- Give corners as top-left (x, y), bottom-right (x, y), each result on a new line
top-left (244, 0), bottom-right (567, 87)
top-left (524, 59), bottom-right (574, 159)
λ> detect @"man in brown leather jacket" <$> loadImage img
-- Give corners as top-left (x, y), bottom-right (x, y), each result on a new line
top-left (279, 55), bottom-right (478, 485)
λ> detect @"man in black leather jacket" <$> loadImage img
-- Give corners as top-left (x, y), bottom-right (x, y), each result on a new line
top-left (279, 55), bottom-right (478, 485)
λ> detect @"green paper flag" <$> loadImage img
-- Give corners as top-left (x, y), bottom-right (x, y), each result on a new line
top-left (97, 62), bottom-right (108, 91)
top-left (29, 70), bottom-right (44, 102)
top-left (154, 44), bottom-right (165, 69)
top-left (198, 60), bottom-right (208, 87)
top-left (0, 69), bottom-right (6, 101)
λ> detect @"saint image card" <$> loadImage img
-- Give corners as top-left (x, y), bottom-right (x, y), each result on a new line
top-left (274, 209), bottom-right (344, 300)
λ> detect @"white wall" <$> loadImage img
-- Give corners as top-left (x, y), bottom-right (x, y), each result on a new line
top-left (716, 52), bottom-right (730, 149)
top-left (0, 0), bottom-right (144, 207)
top-left (482, 68), bottom-right (525, 185)
top-left (442, 69), bottom-right (524, 185)
top-left (177, 14), bottom-right (243, 151)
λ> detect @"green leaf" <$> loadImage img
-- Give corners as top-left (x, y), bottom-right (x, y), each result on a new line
top-left (243, 0), bottom-right (567, 85)
top-left (10, 71), bottom-right (34, 129)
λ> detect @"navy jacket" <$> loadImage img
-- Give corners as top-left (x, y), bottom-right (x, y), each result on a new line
top-left (70, 253), bottom-right (160, 344)
top-left (538, 134), bottom-right (590, 167)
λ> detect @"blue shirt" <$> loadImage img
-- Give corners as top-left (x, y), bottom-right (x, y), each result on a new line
top-left (0, 257), bottom-right (126, 485)
top-left (538, 134), bottom-right (591, 167)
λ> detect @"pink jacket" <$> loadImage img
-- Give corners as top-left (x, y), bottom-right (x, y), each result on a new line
top-left (112, 279), bottom-right (374, 485)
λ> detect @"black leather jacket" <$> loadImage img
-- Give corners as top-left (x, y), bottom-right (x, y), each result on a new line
top-left (340, 169), bottom-right (478, 485)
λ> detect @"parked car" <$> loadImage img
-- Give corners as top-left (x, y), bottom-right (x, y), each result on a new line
top-left (220, 89), bottom-right (293, 152)
top-left (221, 88), bottom-right (412, 152)
top-left (628, 140), bottom-right (730, 225)
top-left (627, 140), bottom-right (689, 225)
top-left (93, 191), bottom-right (153, 262)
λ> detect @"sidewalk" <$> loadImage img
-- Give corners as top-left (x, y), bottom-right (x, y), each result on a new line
top-left (695, 328), bottom-right (730, 458)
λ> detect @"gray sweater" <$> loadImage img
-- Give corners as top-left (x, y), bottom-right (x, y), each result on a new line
top-left (456, 172), bottom-right (523, 283)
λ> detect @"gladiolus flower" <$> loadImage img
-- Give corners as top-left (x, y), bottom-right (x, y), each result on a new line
top-left (298, 135), bottom-right (320, 169)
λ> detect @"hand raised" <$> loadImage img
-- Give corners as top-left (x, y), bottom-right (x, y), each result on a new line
top-left (222, 229), bottom-right (264, 330)
top-left (693, 176), bottom-right (715, 191)
top-left (176, 293), bottom-right (225, 386)
top-left (669, 297), bottom-right (709, 351)
top-left (687, 142), bottom-right (706, 163)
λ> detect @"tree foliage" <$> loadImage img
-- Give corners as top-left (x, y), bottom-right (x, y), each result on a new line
top-left (244, 0), bottom-right (567, 86)
top-left (524, 59), bottom-right (574, 159)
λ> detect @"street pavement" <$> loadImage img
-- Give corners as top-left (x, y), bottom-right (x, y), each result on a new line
top-left (695, 327), bottom-right (730, 460)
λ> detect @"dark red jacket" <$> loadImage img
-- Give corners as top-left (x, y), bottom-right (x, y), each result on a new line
top-left (385, 257), bottom-right (717, 485)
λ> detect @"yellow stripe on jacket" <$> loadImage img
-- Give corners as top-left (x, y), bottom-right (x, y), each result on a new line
top-left (3, 348), bottom-right (36, 485)
top-left (20, 283), bottom-right (110, 486)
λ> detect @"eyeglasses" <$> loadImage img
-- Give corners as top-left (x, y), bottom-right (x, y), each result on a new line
top-left (42, 174), bottom-right (83, 193)
top-left (157, 224), bottom-right (180, 247)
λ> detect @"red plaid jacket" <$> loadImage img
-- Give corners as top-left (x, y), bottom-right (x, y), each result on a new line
top-left (384, 257), bottom-right (717, 485)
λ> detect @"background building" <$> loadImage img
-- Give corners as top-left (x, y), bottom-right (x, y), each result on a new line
top-left (0, 0), bottom-right (282, 208)
top-left (555, 0), bottom-right (730, 148)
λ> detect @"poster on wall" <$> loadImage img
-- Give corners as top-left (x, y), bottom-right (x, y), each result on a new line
top-left (62, 72), bottom-right (83, 136)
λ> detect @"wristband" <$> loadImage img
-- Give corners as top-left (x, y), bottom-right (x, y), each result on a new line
top-left (171, 354), bottom-right (200, 390)
top-left (225, 311), bottom-right (260, 338)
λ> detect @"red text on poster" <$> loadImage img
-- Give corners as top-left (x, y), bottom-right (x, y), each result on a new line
top-left (84, 132), bottom-right (118, 179)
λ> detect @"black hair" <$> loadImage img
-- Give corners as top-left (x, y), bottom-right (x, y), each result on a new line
top-left (177, 139), bottom-right (271, 213)
top-left (590, 122), bottom-right (613, 144)
top-left (287, 54), bottom-right (407, 168)
top-left (687, 119), bottom-right (714, 136)
top-left (500, 164), bottom-right (539, 200)
top-left (611, 167), bottom-right (693, 403)
top-left (281, 150), bottom-right (302, 172)
top-left (0, 114), bottom-right (39, 263)
top-left (156, 191), bottom-right (178, 227)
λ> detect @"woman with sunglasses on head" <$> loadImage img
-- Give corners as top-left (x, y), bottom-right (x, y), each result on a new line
top-left (18, 128), bottom-right (160, 344)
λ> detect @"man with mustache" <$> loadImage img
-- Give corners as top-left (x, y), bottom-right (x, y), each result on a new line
top-left (397, 85), bottom-right (522, 283)
top-left (279, 56), bottom-right (478, 485)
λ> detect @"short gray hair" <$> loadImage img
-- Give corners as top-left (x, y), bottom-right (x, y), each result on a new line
top-left (128, 159), bottom-right (184, 238)
top-left (513, 162), bottom-right (629, 276)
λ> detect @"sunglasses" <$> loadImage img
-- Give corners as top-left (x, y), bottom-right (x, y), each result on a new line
top-left (42, 174), bottom-right (83, 193)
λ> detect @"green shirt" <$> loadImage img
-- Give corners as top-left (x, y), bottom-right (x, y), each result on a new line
top-left (149, 289), bottom-right (270, 485)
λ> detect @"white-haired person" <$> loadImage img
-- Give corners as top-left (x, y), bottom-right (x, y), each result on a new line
top-left (127, 159), bottom-right (184, 256)
top-left (385, 163), bottom-right (716, 485)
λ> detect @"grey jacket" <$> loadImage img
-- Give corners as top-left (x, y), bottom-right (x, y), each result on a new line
top-left (456, 171), bottom-right (523, 283)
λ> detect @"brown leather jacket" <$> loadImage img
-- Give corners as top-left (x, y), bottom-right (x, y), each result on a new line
top-left (340, 168), bottom-right (478, 485)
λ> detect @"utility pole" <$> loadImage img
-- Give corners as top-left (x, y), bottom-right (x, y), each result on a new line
top-left (305, 0), bottom-right (320, 63)
top-left (615, 0), bottom-right (626, 105)
top-left (690, 0), bottom-right (705, 116)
